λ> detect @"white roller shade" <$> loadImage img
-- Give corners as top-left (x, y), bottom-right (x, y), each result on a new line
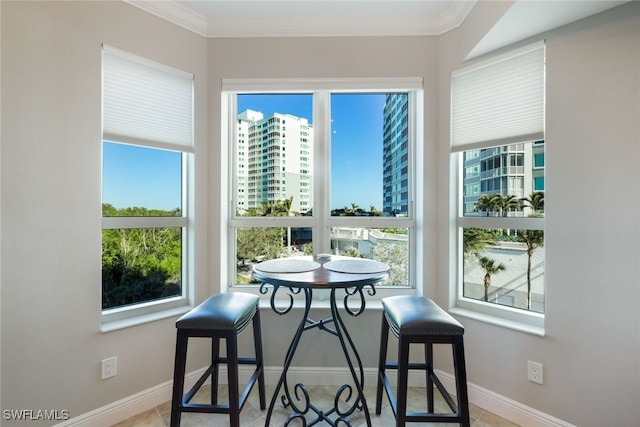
top-left (102, 46), bottom-right (194, 152)
top-left (451, 42), bottom-right (545, 152)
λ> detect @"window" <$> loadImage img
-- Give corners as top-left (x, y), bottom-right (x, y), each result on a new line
top-left (451, 42), bottom-right (545, 331)
top-left (222, 79), bottom-right (422, 295)
top-left (101, 46), bottom-right (193, 327)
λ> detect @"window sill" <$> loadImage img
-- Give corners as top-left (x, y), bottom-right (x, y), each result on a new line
top-left (101, 305), bottom-right (192, 333)
top-left (449, 307), bottom-right (545, 337)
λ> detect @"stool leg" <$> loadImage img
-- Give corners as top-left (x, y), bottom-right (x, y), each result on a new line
top-left (396, 336), bottom-right (410, 427)
top-left (376, 313), bottom-right (390, 414)
top-left (170, 330), bottom-right (188, 427)
top-left (211, 337), bottom-right (220, 405)
top-left (425, 341), bottom-right (434, 413)
top-left (453, 336), bottom-right (471, 427)
top-left (226, 333), bottom-right (240, 427)
top-left (252, 309), bottom-right (266, 410)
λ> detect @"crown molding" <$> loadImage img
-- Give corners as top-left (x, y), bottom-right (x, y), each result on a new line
top-left (124, 0), bottom-right (476, 38)
top-left (124, 0), bottom-right (208, 37)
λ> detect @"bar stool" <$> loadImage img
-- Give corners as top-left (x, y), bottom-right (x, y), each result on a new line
top-left (376, 295), bottom-right (470, 427)
top-left (170, 292), bottom-right (266, 427)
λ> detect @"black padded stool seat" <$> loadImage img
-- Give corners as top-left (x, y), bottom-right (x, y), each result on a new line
top-left (170, 293), bottom-right (265, 427)
top-left (176, 292), bottom-right (259, 331)
top-left (376, 296), bottom-right (470, 427)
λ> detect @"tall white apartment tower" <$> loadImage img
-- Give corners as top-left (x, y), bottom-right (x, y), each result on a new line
top-left (237, 109), bottom-right (313, 214)
top-left (236, 109), bottom-right (263, 213)
top-left (382, 93), bottom-right (409, 216)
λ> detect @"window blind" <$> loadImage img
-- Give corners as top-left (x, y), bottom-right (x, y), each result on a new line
top-left (102, 46), bottom-right (194, 152)
top-left (451, 42), bottom-right (545, 152)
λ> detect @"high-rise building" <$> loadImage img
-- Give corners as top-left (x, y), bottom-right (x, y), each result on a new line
top-left (462, 140), bottom-right (545, 216)
top-left (236, 109), bottom-right (313, 214)
top-left (382, 93), bottom-right (409, 216)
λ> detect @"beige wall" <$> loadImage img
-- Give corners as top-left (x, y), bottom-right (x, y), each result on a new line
top-left (1, 1), bottom-right (639, 426)
top-left (1, 1), bottom-right (208, 424)
top-left (438, 2), bottom-right (640, 426)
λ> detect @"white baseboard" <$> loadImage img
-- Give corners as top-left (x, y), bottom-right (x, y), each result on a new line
top-left (55, 367), bottom-right (208, 427)
top-left (56, 366), bottom-right (574, 427)
top-left (434, 370), bottom-right (575, 427)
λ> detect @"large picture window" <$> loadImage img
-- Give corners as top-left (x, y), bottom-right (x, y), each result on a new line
top-left (222, 79), bottom-right (421, 293)
top-left (459, 142), bottom-right (545, 313)
top-left (451, 42), bottom-right (545, 331)
top-left (101, 47), bottom-right (193, 326)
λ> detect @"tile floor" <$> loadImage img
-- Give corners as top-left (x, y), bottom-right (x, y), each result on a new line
top-left (113, 383), bottom-right (520, 427)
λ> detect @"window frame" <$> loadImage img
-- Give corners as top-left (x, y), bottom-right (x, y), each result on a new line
top-left (450, 42), bottom-right (546, 334)
top-left (220, 78), bottom-right (423, 301)
top-left (453, 199), bottom-right (545, 333)
top-left (100, 47), bottom-right (194, 330)
top-left (101, 148), bottom-right (192, 330)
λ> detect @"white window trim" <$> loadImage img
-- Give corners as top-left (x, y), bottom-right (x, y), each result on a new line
top-left (220, 78), bottom-right (424, 302)
top-left (450, 42), bottom-right (546, 334)
top-left (100, 46), bottom-right (195, 330)
top-left (450, 154), bottom-right (545, 335)
top-left (101, 151), bottom-right (194, 331)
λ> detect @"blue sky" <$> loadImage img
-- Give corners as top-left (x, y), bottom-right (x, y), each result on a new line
top-left (103, 93), bottom-right (387, 212)
top-left (102, 142), bottom-right (182, 211)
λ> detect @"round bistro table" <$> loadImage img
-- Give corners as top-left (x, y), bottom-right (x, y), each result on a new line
top-left (252, 255), bottom-right (389, 427)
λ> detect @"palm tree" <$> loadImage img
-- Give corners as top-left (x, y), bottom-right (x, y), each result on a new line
top-left (369, 205), bottom-right (382, 216)
top-left (463, 228), bottom-right (496, 261)
top-left (500, 195), bottom-right (522, 217)
top-left (279, 197), bottom-right (293, 215)
top-left (343, 202), bottom-right (361, 216)
top-left (478, 256), bottom-right (506, 302)
top-left (517, 218), bottom-right (544, 310)
top-left (475, 194), bottom-right (503, 216)
top-left (521, 191), bottom-right (544, 214)
top-left (261, 197), bottom-right (293, 216)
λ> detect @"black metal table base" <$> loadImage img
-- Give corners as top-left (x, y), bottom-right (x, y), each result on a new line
top-left (261, 283), bottom-right (375, 427)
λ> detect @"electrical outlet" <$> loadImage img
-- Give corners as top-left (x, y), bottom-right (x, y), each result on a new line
top-left (101, 357), bottom-right (117, 379)
top-left (527, 360), bottom-right (543, 384)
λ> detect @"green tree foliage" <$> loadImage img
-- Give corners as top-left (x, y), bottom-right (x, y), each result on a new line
top-left (237, 227), bottom-right (287, 265)
top-left (463, 228), bottom-right (497, 260)
top-left (369, 242), bottom-right (408, 285)
top-left (521, 191), bottom-right (545, 213)
top-left (236, 198), bottom-right (293, 265)
top-left (343, 246), bottom-right (360, 257)
top-left (501, 195), bottom-right (521, 217)
top-left (102, 205), bottom-right (182, 309)
top-left (475, 194), bottom-right (523, 217)
top-left (302, 242), bottom-right (313, 255)
top-left (102, 203), bottom-right (181, 217)
top-left (331, 205), bottom-right (383, 216)
top-left (382, 228), bottom-right (408, 234)
top-left (260, 196), bottom-right (293, 216)
top-left (475, 194), bottom-right (503, 216)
